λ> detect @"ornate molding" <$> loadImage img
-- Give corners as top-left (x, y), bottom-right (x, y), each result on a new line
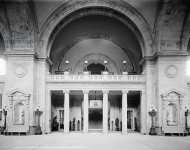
top-left (8, 90), bottom-right (31, 107)
top-left (83, 90), bottom-right (89, 94)
top-left (102, 90), bottom-right (109, 95)
top-left (46, 74), bottom-right (145, 83)
top-left (63, 89), bottom-right (70, 94)
top-left (122, 89), bottom-right (128, 94)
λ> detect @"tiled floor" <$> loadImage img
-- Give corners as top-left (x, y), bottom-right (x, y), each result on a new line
top-left (0, 133), bottom-right (190, 150)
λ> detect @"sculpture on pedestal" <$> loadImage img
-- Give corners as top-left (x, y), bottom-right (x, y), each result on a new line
top-left (149, 105), bottom-right (157, 135)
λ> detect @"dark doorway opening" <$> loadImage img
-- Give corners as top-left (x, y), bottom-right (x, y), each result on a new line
top-left (89, 109), bottom-right (103, 130)
top-left (127, 91), bottom-right (141, 132)
top-left (87, 63), bottom-right (105, 75)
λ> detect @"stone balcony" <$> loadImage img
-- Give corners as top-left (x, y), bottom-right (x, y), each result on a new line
top-left (46, 74), bottom-right (146, 83)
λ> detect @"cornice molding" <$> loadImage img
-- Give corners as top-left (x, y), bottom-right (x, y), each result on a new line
top-left (140, 50), bottom-right (188, 64)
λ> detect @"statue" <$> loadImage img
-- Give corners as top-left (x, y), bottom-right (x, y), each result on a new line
top-left (72, 117), bottom-right (76, 131)
top-left (52, 116), bottom-right (59, 131)
top-left (115, 118), bottom-right (119, 131)
top-left (77, 120), bottom-right (80, 131)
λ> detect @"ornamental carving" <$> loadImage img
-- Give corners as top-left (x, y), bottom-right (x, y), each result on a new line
top-left (8, 90), bottom-right (30, 125)
top-left (14, 65), bottom-right (27, 78)
top-left (165, 65), bottom-right (177, 78)
top-left (161, 91), bottom-right (183, 131)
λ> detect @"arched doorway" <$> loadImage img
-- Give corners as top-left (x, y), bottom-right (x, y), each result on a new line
top-left (87, 63), bottom-right (106, 75)
top-left (44, 2), bottom-right (150, 134)
top-left (0, 33), bottom-right (5, 55)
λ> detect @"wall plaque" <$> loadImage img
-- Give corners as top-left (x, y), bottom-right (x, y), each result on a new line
top-left (165, 65), bottom-right (178, 78)
top-left (89, 100), bottom-right (102, 109)
top-left (15, 65), bottom-right (27, 78)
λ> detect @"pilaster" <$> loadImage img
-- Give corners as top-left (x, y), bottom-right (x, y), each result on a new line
top-left (122, 89), bottom-right (128, 134)
top-left (83, 90), bottom-right (89, 133)
top-left (103, 90), bottom-right (109, 133)
top-left (63, 90), bottom-right (70, 133)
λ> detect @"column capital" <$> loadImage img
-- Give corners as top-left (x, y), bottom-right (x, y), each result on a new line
top-left (83, 90), bottom-right (89, 94)
top-left (102, 90), bottom-right (109, 95)
top-left (141, 90), bottom-right (146, 95)
top-left (63, 89), bottom-right (70, 94)
top-left (122, 89), bottom-right (128, 94)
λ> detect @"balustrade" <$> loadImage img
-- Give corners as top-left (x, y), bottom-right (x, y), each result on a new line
top-left (46, 74), bottom-right (145, 83)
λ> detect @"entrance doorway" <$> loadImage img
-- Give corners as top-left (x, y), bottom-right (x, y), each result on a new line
top-left (51, 90), bottom-right (65, 132)
top-left (127, 91), bottom-right (141, 132)
top-left (88, 91), bottom-right (103, 131)
top-left (108, 91), bottom-right (122, 132)
top-left (89, 108), bottom-right (103, 130)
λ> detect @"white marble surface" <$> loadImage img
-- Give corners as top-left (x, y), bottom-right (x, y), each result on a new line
top-left (0, 133), bottom-right (190, 150)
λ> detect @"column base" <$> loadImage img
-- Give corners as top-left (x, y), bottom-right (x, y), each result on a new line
top-left (122, 131), bottom-right (128, 134)
top-left (149, 127), bottom-right (157, 135)
top-left (83, 130), bottom-right (88, 133)
top-left (64, 130), bottom-right (70, 133)
top-left (103, 130), bottom-right (108, 134)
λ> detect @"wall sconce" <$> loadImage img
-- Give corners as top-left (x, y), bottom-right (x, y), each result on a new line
top-left (104, 60), bottom-right (108, 71)
top-left (84, 60), bottom-right (88, 71)
top-left (122, 60), bottom-right (128, 73)
top-left (65, 60), bottom-right (69, 64)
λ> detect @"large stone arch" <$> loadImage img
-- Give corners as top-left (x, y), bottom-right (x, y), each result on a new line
top-left (38, 0), bottom-right (154, 58)
top-left (0, 21), bottom-right (11, 50)
top-left (181, 14), bottom-right (190, 51)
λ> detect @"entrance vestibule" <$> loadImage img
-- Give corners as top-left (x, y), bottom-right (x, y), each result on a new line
top-left (51, 90), bottom-right (65, 132)
top-left (88, 91), bottom-right (103, 131)
top-left (50, 89), bottom-right (142, 133)
top-left (127, 91), bottom-right (141, 132)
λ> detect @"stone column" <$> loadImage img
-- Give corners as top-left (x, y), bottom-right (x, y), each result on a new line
top-left (83, 90), bottom-right (89, 133)
top-left (45, 89), bottom-right (51, 133)
top-left (103, 90), bottom-right (109, 133)
top-left (122, 90), bottom-right (128, 134)
top-left (64, 90), bottom-right (70, 133)
top-left (140, 90), bottom-right (146, 134)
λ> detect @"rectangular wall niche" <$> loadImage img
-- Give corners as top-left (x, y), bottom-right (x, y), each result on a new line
top-left (8, 91), bottom-right (30, 131)
top-left (161, 91), bottom-right (183, 133)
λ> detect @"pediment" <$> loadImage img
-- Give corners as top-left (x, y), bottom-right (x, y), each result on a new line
top-left (161, 89), bottom-right (184, 101)
top-left (8, 89), bottom-right (30, 99)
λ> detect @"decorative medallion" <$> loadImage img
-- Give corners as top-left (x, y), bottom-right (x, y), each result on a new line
top-left (165, 65), bottom-right (178, 78)
top-left (15, 65), bottom-right (27, 78)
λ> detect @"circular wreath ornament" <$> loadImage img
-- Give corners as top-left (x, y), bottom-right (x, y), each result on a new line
top-left (15, 65), bottom-right (27, 78)
top-left (165, 65), bottom-right (178, 78)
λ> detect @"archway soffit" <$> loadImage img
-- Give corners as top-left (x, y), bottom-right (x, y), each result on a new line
top-left (39, 0), bottom-right (153, 57)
